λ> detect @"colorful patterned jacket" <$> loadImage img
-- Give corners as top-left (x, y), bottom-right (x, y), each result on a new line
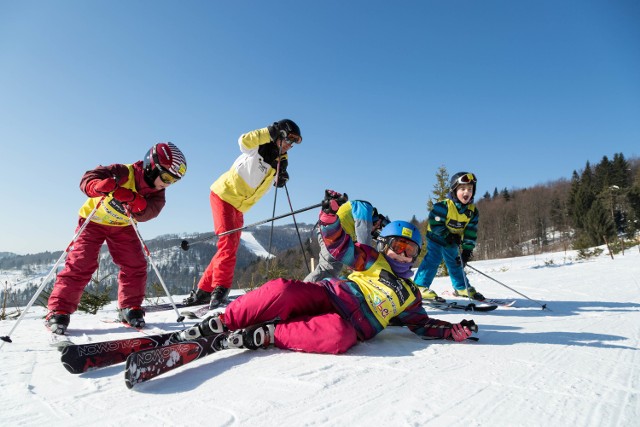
top-left (319, 217), bottom-right (453, 341)
top-left (426, 195), bottom-right (479, 251)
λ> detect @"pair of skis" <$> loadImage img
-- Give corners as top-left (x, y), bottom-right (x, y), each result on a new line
top-left (423, 299), bottom-right (498, 312)
top-left (58, 328), bottom-right (227, 388)
top-left (57, 295), bottom-right (511, 387)
top-left (422, 296), bottom-right (515, 312)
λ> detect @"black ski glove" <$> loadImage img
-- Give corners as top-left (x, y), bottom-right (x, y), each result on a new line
top-left (319, 190), bottom-right (348, 225)
top-left (461, 249), bottom-right (473, 266)
top-left (321, 190), bottom-right (348, 215)
top-left (274, 170), bottom-right (289, 188)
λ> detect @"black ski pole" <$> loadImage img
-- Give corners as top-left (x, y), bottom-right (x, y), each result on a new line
top-left (465, 263), bottom-right (549, 311)
top-left (264, 156), bottom-right (282, 281)
top-left (284, 183), bottom-right (311, 274)
top-left (457, 246), bottom-right (476, 309)
top-left (180, 202), bottom-right (322, 251)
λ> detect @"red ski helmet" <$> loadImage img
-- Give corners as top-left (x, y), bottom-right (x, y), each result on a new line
top-left (143, 142), bottom-right (187, 184)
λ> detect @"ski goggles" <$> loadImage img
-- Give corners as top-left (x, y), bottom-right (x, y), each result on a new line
top-left (388, 237), bottom-right (420, 258)
top-left (454, 173), bottom-right (477, 186)
top-left (156, 167), bottom-right (181, 185)
top-left (284, 133), bottom-right (302, 145)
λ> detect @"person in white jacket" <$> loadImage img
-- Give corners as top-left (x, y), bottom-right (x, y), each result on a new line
top-left (184, 119), bottom-right (302, 308)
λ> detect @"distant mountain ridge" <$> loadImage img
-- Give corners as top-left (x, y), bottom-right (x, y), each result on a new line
top-left (0, 252), bottom-right (17, 260)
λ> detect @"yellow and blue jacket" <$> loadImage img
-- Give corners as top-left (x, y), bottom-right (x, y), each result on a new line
top-left (427, 197), bottom-right (479, 251)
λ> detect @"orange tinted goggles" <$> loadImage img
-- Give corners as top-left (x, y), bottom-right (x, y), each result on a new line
top-left (159, 171), bottom-right (180, 184)
top-left (389, 238), bottom-right (420, 258)
top-left (284, 133), bottom-right (302, 145)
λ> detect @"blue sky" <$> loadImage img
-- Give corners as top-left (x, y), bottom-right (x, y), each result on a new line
top-left (1, 0), bottom-right (638, 254)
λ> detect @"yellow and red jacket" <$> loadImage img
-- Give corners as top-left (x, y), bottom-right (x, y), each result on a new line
top-left (78, 161), bottom-right (166, 226)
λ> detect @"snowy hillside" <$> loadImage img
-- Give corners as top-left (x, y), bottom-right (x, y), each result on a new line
top-left (1, 246), bottom-right (639, 426)
top-left (240, 231), bottom-right (274, 259)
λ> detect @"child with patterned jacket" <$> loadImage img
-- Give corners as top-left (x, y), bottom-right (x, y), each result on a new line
top-left (177, 190), bottom-right (476, 354)
top-left (45, 143), bottom-right (187, 334)
top-left (414, 172), bottom-right (483, 301)
top-left (184, 119), bottom-right (302, 309)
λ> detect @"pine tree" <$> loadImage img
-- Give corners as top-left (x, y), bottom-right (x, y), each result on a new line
top-left (584, 199), bottom-right (616, 246)
top-left (626, 185), bottom-right (640, 237)
top-left (422, 166), bottom-right (451, 273)
top-left (611, 153), bottom-right (631, 188)
top-left (427, 165), bottom-right (450, 211)
top-left (593, 155), bottom-right (612, 191)
top-left (569, 163), bottom-right (597, 232)
top-left (501, 188), bottom-right (511, 201)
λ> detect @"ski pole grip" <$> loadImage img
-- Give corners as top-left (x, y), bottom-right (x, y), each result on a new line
top-left (180, 240), bottom-right (190, 251)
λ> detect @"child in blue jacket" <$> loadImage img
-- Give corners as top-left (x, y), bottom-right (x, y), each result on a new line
top-left (414, 172), bottom-right (484, 301)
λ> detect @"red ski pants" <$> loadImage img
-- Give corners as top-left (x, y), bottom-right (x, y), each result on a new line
top-left (197, 191), bottom-right (243, 291)
top-left (48, 218), bottom-right (147, 313)
top-left (224, 278), bottom-right (358, 354)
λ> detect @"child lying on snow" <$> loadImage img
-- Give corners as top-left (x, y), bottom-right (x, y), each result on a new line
top-left (176, 190), bottom-right (477, 353)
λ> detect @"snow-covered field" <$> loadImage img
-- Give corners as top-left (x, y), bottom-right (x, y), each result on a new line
top-left (1, 247), bottom-right (639, 426)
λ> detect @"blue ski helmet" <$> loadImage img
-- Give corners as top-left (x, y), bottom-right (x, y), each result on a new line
top-left (379, 221), bottom-right (422, 248)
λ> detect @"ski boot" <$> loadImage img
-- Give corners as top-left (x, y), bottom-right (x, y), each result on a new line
top-left (454, 286), bottom-right (485, 301)
top-left (208, 286), bottom-right (231, 309)
top-left (420, 287), bottom-right (446, 303)
top-left (45, 311), bottom-right (70, 335)
top-left (174, 313), bottom-right (227, 342)
top-left (118, 307), bottom-right (146, 328)
top-left (182, 288), bottom-right (211, 306)
top-left (226, 322), bottom-right (276, 350)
